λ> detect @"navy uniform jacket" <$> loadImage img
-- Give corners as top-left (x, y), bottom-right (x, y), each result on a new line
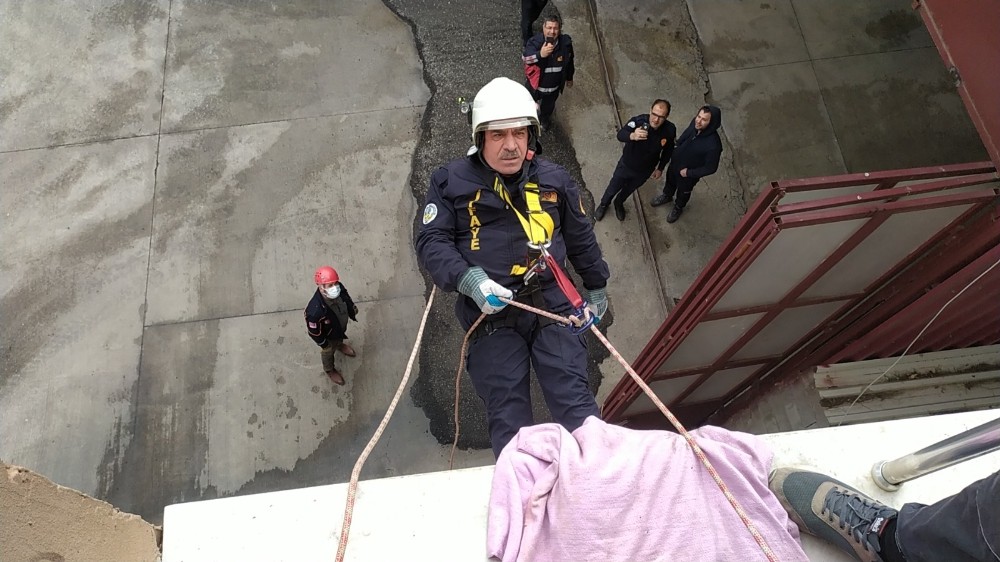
top-left (523, 33), bottom-right (575, 99)
top-left (618, 114), bottom-right (676, 176)
top-left (304, 286), bottom-right (357, 347)
top-left (416, 156), bottom-right (609, 328)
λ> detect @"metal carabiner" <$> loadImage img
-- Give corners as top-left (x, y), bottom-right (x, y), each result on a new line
top-left (568, 303), bottom-right (595, 335)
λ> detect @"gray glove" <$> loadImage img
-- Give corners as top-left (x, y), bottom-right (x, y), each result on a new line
top-left (585, 287), bottom-right (608, 324)
top-left (458, 267), bottom-right (514, 314)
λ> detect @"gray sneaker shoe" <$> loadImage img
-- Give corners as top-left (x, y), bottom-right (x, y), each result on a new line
top-left (769, 468), bottom-right (898, 562)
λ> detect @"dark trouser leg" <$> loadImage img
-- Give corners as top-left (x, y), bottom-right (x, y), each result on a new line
top-left (321, 340), bottom-right (341, 372)
top-left (662, 169), bottom-right (678, 197)
top-left (538, 92), bottom-right (559, 126)
top-left (894, 470), bottom-right (999, 562)
top-left (599, 160), bottom-right (631, 208)
top-left (521, 0), bottom-right (548, 43)
top-left (613, 171), bottom-right (649, 207)
top-left (531, 324), bottom-right (600, 434)
top-left (466, 328), bottom-right (533, 458)
top-left (674, 179), bottom-right (697, 209)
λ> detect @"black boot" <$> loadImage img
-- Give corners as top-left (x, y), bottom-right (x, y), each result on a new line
top-left (614, 202), bottom-right (626, 221)
top-left (595, 205), bottom-right (607, 221)
top-left (666, 205), bottom-right (684, 223)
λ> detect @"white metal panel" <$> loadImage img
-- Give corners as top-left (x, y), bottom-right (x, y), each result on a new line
top-left (731, 301), bottom-right (846, 361)
top-left (657, 314), bottom-right (766, 373)
top-left (682, 365), bottom-right (760, 404)
top-left (621, 375), bottom-right (701, 418)
top-left (713, 219), bottom-right (864, 310)
top-left (803, 204), bottom-right (975, 298)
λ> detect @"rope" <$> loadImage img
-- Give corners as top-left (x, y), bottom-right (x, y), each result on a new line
top-left (335, 286), bottom-right (437, 562)
top-left (449, 296), bottom-right (780, 562)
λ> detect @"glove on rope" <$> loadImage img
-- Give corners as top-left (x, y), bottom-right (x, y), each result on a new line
top-left (458, 266), bottom-right (513, 314)
top-left (585, 287), bottom-right (608, 324)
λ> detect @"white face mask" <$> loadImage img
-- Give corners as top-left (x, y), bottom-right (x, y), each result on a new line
top-left (323, 284), bottom-right (342, 299)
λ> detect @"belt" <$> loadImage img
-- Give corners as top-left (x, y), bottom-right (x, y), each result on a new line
top-left (470, 282), bottom-right (556, 341)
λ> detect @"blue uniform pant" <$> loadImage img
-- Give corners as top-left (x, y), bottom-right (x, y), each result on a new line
top-left (538, 92), bottom-right (560, 126)
top-left (600, 160), bottom-right (649, 209)
top-left (893, 470), bottom-right (999, 562)
top-left (466, 310), bottom-right (600, 458)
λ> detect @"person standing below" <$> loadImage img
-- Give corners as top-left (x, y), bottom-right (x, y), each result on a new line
top-left (650, 105), bottom-right (723, 223)
top-left (304, 266), bottom-right (359, 386)
top-left (415, 77), bottom-right (610, 458)
top-left (523, 15), bottom-right (574, 132)
top-left (520, 0), bottom-right (549, 45)
top-left (596, 99), bottom-right (676, 222)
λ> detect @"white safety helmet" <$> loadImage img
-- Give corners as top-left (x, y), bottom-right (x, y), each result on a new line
top-left (471, 77), bottom-right (540, 140)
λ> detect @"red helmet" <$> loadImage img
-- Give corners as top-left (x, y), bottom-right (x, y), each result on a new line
top-left (314, 266), bottom-right (339, 285)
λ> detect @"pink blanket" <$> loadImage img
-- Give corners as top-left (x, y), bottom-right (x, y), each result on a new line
top-left (487, 417), bottom-right (807, 561)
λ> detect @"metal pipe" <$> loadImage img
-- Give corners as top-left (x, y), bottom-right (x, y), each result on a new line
top-left (871, 415), bottom-right (1000, 491)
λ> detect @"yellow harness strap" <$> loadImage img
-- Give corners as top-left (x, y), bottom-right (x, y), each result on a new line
top-left (492, 177), bottom-right (555, 275)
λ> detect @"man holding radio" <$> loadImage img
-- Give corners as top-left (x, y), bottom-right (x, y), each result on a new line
top-left (595, 99), bottom-right (676, 221)
top-left (523, 15), bottom-right (574, 132)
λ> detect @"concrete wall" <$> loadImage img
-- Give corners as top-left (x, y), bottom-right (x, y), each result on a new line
top-left (0, 463), bottom-right (160, 561)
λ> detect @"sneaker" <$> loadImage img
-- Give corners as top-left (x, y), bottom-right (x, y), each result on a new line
top-left (614, 203), bottom-right (626, 221)
top-left (769, 468), bottom-right (898, 562)
top-left (338, 342), bottom-right (356, 357)
top-left (666, 205), bottom-right (684, 223)
top-left (595, 205), bottom-right (607, 221)
top-left (650, 194), bottom-right (673, 207)
top-left (326, 369), bottom-right (346, 385)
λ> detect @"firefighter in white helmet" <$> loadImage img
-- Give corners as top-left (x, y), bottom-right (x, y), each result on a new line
top-left (416, 77), bottom-right (610, 458)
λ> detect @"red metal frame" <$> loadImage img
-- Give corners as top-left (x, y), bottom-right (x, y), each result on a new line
top-left (918, 0), bottom-right (1000, 169)
top-left (604, 162), bottom-right (999, 425)
top-left (831, 246), bottom-right (1000, 361)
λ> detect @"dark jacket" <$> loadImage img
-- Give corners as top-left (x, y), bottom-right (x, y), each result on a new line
top-left (523, 33), bottom-right (575, 98)
top-left (618, 114), bottom-right (676, 176)
top-left (304, 285), bottom-right (357, 347)
top-left (668, 105), bottom-right (723, 184)
top-left (415, 155), bottom-right (609, 328)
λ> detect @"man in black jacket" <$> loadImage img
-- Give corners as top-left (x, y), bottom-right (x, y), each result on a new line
top-left (304, 266), bottom-right (359, 385)
top-left (596, 99), bottom-right (676, 222)
top-left (651, 105), bottom-right (723, 223)
top-left (523, 15), bottom-right (574, 132)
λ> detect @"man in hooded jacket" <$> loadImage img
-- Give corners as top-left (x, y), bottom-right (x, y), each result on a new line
top-left (651, 105), bottom-right (723, 223)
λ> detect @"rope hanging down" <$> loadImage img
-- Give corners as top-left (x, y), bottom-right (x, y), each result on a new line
top-left (337, 287), bottom-right (778, 562)
top-left (335, 287), bottom-right (437, 562)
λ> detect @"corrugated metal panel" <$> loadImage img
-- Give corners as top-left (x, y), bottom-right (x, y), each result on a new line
top-left (816, 345), bottom-right (1000, 425)
top-left (603, 163), bottom-right (1000, 426)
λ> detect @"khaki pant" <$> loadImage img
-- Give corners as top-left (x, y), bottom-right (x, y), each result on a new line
top-left (320, 339), bottom-right (343, 372)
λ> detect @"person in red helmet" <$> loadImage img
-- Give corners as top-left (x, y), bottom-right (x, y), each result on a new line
top-left (304, 266), bottom-right (359, 385)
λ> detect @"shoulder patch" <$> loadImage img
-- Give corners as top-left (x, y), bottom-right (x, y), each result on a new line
top-left (540, 191), bottom-right (558, 203)
top-left (661, 138), bottom-right (667, 146)
top-left (308, 322), bottom-right (318, 329)
top-left (627, 120), bottom-right (636, 128)
top-left (422, 203), bottom-right (438, 225)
